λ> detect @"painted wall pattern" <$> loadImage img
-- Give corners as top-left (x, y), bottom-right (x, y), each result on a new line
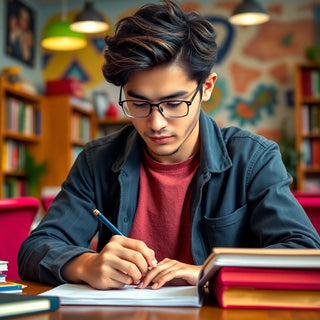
top-left (41, 1), bottom-right (318, 140)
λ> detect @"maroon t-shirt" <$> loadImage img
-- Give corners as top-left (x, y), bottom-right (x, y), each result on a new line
top-left (129, 149), bottom-right (199, 264)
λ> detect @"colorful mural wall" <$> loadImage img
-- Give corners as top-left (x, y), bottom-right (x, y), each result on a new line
top-left (41, 1), bottom-right (318, 140)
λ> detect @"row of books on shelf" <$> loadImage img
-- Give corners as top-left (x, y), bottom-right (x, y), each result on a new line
top-left (69, 96), bottom-right (94, 112)
top-left (2, 177), bottom-right (27, 198)
top-left (301, 104), bottom-right (320, 135)
top-left (304, 178), bottom-right (320, 191)
top-left (300, 67), bottom-right (320, 98)
top-left (302, 139), bottom-right (320, 167)
top-left (2, 140), bottom-right (25, 172)
top-left (71, 114), bottom-right (91, 143)
top-left (5, 97), bottom-right (41, 136)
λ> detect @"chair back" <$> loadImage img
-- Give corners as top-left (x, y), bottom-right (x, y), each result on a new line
top-left (292, 191), bottom-right (320, 235)
top-left (0, 197), bottom-right (39, 280)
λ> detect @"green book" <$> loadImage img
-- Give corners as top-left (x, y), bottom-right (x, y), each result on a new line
top-left (0, 293), bottom-right (60, 319)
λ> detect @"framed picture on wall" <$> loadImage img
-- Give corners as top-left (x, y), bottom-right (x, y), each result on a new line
top-left (5, 0), bottom-right (36, 67)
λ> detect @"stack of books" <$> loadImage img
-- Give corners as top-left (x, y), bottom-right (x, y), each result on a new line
top-left (0, 260), bottom-right (23, 294)
top-left (0, 261), bottom-right (7, 284)
top-left (198, 248), bottom-right (320, 309)
top-left (0, 260), bottom-right (60, 318)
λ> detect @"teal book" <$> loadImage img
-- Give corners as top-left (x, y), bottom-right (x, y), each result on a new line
top-left (0, 293), bottom-right (60, 319)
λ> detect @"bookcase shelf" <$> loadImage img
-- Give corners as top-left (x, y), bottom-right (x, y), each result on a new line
top-left (95, 117), bottom-right (130, 138)
top-left (41, 95), bottom-right (95, 189)
top-left (295, 63), bottom-right (320, 191)
top-left (0, 78), bottom-right (44, 198)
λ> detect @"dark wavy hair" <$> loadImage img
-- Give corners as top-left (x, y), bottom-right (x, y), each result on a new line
top-left (102, 0), bottom-right (217, 86)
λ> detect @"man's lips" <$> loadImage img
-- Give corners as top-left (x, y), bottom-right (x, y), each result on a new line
top-left (149, 135), bottom-right (172, 144)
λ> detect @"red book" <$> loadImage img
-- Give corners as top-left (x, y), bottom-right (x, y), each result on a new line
top-left (301, 69), bottom-right (312, 97)
top-left (211, 267), bottom-right (320, 309)
top-left (213, 266), bottom-right (320, 290)
top-left (311, 139), bottom-right (320, 166)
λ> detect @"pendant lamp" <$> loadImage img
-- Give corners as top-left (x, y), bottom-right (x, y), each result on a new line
top-left (41, 0), bottom-right (87, 51)
top-left (229, 0), bottom-right (270, 26)
top-left (70, 0), bottom-right (109, 34)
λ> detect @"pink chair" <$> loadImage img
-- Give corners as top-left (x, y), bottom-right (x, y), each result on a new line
top-left (0, 197), bottom-right (39, 280)
top-left (41, 194), bottom-right (56, 212)
top-left (292, 191), bottom-right (320, 235)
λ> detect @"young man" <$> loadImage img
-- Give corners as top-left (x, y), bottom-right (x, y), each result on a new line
top-left (19, 0), bottom-right (320, 290)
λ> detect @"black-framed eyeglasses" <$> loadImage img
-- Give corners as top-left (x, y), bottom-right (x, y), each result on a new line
top-left (118, 83), bottom-right (202, 119)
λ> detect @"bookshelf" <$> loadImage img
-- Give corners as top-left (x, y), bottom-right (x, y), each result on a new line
top-left (42, 95), bottom-right (95, 188)
top-left (95, 117), bottom-right (130, 138)
top-left (0, 78), bottom-right (44, 198)
top-left (295, 63), bottom-right (320, 191)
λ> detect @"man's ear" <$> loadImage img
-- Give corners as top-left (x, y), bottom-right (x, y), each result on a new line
top-left (202, 72), bottom-right (217, 102)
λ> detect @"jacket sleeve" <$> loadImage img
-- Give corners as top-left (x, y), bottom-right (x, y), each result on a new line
top-left (246, 139), bottom-right (320, 248)
top-left (18, 150), bottom-right (98, 285)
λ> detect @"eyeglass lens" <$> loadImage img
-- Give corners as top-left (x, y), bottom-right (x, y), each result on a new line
top-left (122, 100), bottom-right (189, 118)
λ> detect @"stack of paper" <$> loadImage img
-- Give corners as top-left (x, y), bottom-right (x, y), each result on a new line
top-left (41, 284), bottom-right (203, 307)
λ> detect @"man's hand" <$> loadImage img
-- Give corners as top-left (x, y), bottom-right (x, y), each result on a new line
top-left (61, 235), bottom-right (157, 289)
top-left (137, 258), bottom-right (201, 289)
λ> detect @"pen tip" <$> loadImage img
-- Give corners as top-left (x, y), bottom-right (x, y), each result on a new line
top-left (93, 209), bottom-right (99, 216)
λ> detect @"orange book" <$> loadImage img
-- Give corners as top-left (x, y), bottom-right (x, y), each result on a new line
top-left (212, 284), bottom-right (320, 309)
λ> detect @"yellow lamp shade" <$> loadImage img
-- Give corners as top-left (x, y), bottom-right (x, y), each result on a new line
top-left (229, 0), bottom-right (270, 26)
top-left (70, 1), bottom-right (109, 34)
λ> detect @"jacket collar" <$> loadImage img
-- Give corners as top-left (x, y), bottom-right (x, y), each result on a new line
top-left (199, 110), bottom-right (232, 173)
top-left (112, 110), bottom-right (232, 173)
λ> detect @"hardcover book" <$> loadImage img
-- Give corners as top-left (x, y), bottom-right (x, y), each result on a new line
top-left (198, 248), bottom-right (320, 309)
top-left (212, 266), bottom-right (320, 290)
top-left (212, 285), bottom-right (320, 309)
top-left (0, 293), bottom-right (60, 319)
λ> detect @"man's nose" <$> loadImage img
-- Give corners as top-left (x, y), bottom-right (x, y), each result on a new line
top-left (147, 106), bottom-right (167, 130)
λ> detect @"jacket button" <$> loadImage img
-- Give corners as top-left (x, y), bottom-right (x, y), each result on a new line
top-left (204, 172), bottom-right (211, 179)
top-left (124, 216), bottom-right (128, 223)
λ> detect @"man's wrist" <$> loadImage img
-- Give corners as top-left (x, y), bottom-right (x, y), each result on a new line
top-left (61, 252), bottom-right (96, 283)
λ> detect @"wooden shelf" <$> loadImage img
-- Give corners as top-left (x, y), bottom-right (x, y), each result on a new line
top-left (3, 131), bottom-right (42, 142)
top-left (295, 63), bottom-right (320, 191)
top-left (41, 95), bottom-right (95, 188)
top-left (0, 78), bottom-right (44, 198)
top-left (95, 117), bottom-right (130, 138)
top-left (97, 118), bottom-right (130, 125)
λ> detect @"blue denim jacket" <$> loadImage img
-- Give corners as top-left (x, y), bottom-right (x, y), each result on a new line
top-left (18, 110), bottom-right (320, 285)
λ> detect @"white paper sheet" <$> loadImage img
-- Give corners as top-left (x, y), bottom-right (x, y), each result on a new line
top-left (40, 284), bottom-right (203, 307)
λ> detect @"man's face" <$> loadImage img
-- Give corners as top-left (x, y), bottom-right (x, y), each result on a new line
top-left (122, 64), bottom-right (206, 163)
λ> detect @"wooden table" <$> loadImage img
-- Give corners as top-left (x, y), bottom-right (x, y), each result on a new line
top-left (8, 280), bottom-right (320, 320)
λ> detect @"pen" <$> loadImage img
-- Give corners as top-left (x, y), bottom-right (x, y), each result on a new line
top-left (92, 209), bottom-right (124, 236)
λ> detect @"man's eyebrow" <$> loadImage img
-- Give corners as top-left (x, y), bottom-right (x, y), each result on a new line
top-left (126, 89), bottom-right (189, 100)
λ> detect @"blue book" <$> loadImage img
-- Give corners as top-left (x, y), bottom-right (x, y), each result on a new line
top-left (0, 282), bottom-right (23, 293)
top-left (0, 274), bottom-right (6, 283)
